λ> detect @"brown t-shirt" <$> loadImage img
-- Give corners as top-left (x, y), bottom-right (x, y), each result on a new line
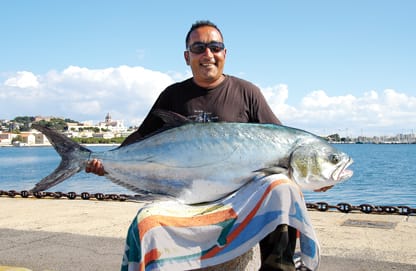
top-left (121, 75), bottom-right (281, 146)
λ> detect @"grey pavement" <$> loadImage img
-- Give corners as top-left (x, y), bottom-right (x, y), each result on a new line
top-left (1, 198), bottom-right (415, 271)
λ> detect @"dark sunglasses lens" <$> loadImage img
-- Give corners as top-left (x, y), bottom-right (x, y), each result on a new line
top-left (190, 43), bottom-right (207, 54)
top-left (189, 42), bottom-right (224, 54)
top-left (208, 43), bottom-right (224, 53)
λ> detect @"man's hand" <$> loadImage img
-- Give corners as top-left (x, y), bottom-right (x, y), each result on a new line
top-left (85, 158), bottom-right (106, 176)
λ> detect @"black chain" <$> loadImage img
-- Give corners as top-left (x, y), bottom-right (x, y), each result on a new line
top-left (0, 189), bottom-right (134, 201)
top-left (306, 202), bottom-right (415, 215)
top-left (1, 189), bottom-right (415, 215)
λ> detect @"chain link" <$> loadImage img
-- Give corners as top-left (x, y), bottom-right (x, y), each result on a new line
top-left (306, 201), bottom-right (415, 215)
top-left (0, 189), bottom-right (133, 201)
top-left (1, 189), bottom-right (415, 215)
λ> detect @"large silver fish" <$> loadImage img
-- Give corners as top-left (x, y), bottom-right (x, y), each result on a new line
top-left (31, 110), bottom-right (353, 204)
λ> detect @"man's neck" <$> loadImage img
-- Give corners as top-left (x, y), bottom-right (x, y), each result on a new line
top-left (193, 74), bottom-right (225, 89)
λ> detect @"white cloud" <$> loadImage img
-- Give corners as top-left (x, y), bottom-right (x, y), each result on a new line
top-left (258, 84), bottom-right (297, 121)
top-left (1, 65), bottom-right (415, 136)
top-left (1, 66), bottom-right (178, 124)
top-left (277, 87), bottom-right (416, 137)
top-left (261, 84), bottom-right (289, 105)
top-left (300, 90), bottom-right (356, 109)
top-left (4, 71), bottom-right (40, 88)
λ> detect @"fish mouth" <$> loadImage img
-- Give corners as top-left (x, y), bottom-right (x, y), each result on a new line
top-left (332, 157), bottom-right (354, 182)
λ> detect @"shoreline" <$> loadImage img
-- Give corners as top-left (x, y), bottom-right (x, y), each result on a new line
top-left (0, 143), bottom-right (120, 148)
top-left (2, 142), bottom-right (415, 148)
top-left (1, 198), bottom-right (415, 270)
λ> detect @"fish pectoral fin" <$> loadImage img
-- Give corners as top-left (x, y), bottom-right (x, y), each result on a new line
top-left (254, 166), bottom-right (289, 175)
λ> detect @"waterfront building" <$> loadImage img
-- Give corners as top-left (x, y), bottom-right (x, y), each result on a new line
top-left (0, 132), bottom-right (14, 145)
top-left (97, 113), bottom-right (126, 133)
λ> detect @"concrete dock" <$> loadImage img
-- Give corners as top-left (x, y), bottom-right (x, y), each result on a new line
top-left (0, 197), bottom-right (415, 270)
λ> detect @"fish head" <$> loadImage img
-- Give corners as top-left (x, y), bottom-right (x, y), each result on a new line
top-left (289, 140), bottom-right (353, 191)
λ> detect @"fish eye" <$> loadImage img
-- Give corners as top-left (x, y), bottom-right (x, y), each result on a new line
top-left (329, 154), bottom-right (340, 164)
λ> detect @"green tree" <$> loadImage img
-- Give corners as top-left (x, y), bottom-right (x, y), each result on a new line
top-left (11, 135), bottom-right (23, 144)
top-left (35, 118), bottom-right (79, 131)
top-left (327, 133), bottom-right (341, 142)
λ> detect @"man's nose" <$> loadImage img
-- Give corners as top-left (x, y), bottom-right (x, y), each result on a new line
top-left (202, 47), bottom-right (214, 56)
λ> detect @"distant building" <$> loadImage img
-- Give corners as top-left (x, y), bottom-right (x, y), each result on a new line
top-left (93, 132), bottom-right (114, 139)
top-left (97, 113), bottom-right (126, 133)
top-left (34, 132), bottom-right (50, 145)
top-left (19, 132), bottom-right (36, 145)
top-left (62, 113), bottom-right (128, 138)
top-left (34, 116), bottom-right (53, 122)
top-left (0, 132), bottom-right (14, 145)
top-left (66, 122), bottom-right (86, 132)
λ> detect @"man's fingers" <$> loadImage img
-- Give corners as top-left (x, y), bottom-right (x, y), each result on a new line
top-left (86, 159), bottom-right (105, 175)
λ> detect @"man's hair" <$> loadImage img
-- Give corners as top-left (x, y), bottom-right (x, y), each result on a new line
top-left (185, 20), bottom-right (224, 48)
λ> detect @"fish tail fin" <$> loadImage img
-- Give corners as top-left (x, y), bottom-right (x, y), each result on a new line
top-left (30, 124), bottom-right (92, 192)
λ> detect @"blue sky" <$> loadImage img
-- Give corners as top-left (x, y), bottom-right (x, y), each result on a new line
top-left (1, 1), bottom-right (415, 137)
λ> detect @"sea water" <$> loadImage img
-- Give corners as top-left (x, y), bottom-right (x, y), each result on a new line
top-left (0, 145), bottom-right (130, 194)
top-left (303, 143), bottom-right (416, 208)
top-left (0, 144), bottom-right (415, 207)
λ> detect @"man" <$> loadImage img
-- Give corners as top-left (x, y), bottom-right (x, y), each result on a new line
top-left (87, 20), bottom-right (297, 271)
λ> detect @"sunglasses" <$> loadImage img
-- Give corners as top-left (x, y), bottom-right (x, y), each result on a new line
top-left (187, 41), bottom-right (225, 54)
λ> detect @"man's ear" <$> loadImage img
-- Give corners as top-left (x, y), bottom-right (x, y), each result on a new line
top-left (184, 51), bottom-right (190, 65)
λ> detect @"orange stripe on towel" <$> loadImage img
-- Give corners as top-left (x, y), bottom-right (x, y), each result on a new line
top-left (202, 178), bottom-right (290, 259)
top-left (138, 208), bottom-right (238, 240)
top-left (140, 248), bottom-right (161, 271)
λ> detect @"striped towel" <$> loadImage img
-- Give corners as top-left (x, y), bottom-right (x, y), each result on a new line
top-left (121, 174), bottom-right (320, 271)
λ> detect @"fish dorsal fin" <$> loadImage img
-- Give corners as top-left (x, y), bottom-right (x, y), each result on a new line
top-left (153, 109), bottom-right (192, 127)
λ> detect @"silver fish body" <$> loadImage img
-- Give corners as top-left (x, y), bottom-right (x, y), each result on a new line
top-left (31, 116), bottom-right (353, 204)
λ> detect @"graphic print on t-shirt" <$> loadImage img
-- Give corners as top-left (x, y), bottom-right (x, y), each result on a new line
top-left (187, 110), bottom-right (219, 123)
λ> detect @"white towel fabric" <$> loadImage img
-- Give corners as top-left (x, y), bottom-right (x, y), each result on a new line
top-left (121, 174), bottom-right (320, 271)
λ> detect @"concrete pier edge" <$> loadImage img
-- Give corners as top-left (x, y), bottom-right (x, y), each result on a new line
top-left (1, 198), bottom-right (415, 271)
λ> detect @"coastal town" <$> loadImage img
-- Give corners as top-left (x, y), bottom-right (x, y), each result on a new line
top-left (1, 113), bottom-right (415, 146)
top-left (0, 113), bottom-right (135, 147)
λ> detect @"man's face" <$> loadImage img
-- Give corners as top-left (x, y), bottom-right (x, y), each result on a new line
top-left (184, 26), bottom-right (227, 88)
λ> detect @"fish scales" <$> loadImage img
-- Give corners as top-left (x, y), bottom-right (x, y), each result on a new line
top-left (96, 123), bottom-right (291, 201)
top-left (31, 112), bottom-right (353, 204)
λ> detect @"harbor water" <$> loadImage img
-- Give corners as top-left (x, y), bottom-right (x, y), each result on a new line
top-left (0, 144), bottom-right (415, 208)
